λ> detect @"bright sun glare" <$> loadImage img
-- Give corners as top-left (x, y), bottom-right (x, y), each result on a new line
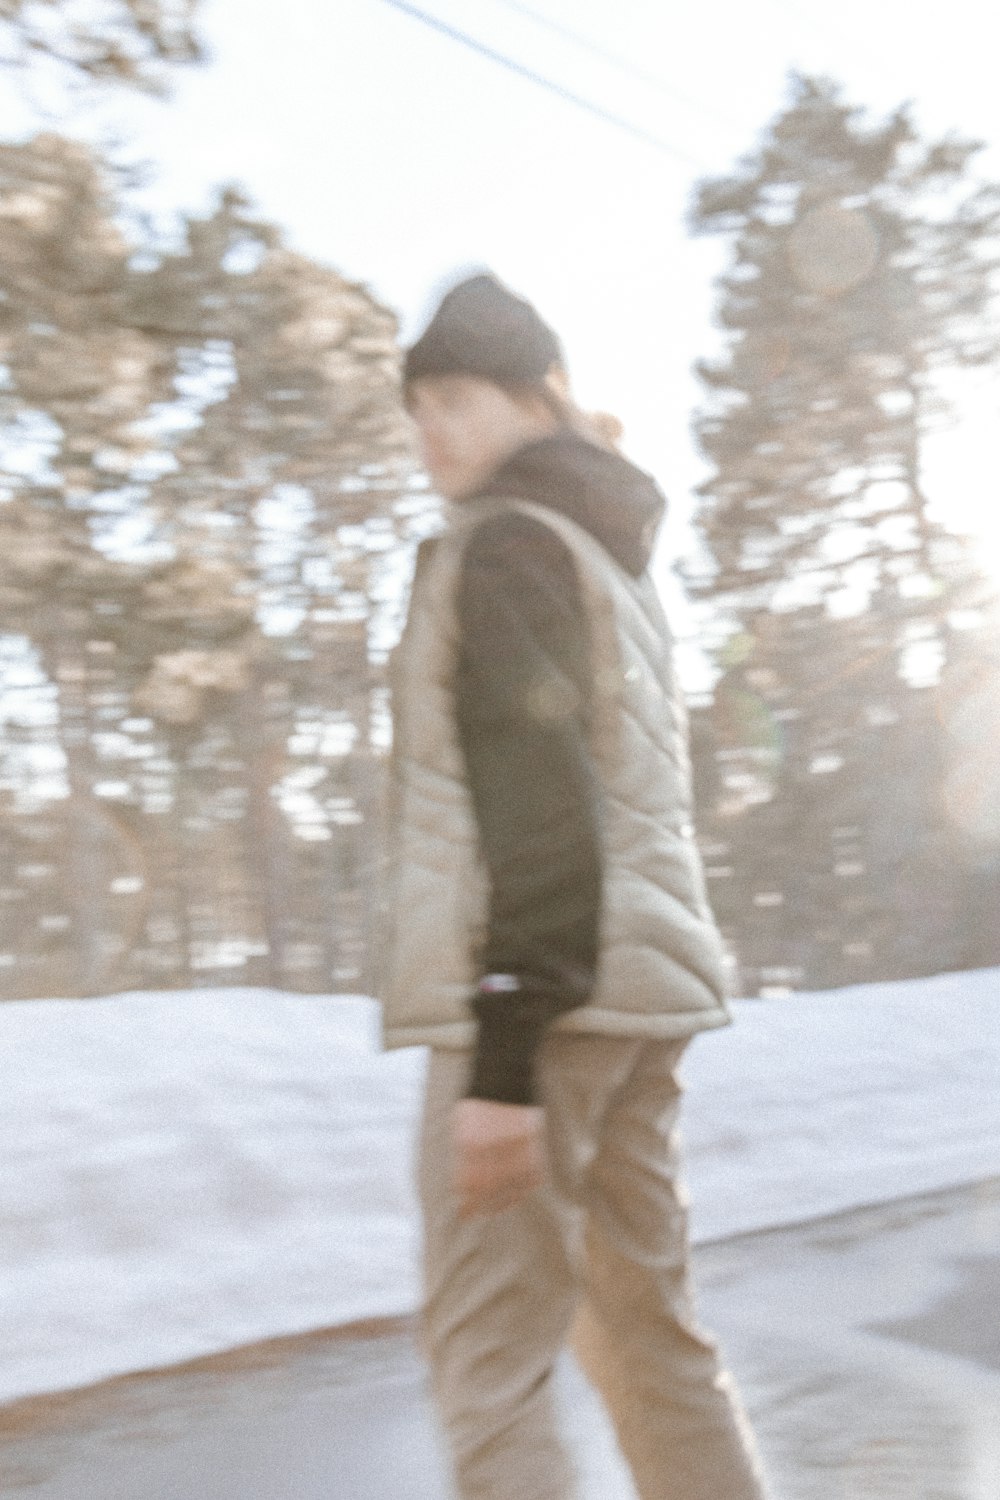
top-left (923, 392), bottom-right (1000, 589)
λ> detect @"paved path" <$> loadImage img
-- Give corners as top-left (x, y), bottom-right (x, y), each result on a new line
top-left (2, 1180), bottom-right (999, 1499)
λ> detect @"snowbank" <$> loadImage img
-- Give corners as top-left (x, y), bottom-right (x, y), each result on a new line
top-left (2, 969), bottom-right (998, 1405)
top-left (680, 968), bottom-right (1000, 1240)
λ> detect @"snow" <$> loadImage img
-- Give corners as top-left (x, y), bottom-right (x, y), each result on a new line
top-left (2, 968), bottom-right (998, 1407)
top-left (680, 968), bottom-right (1000, 1240)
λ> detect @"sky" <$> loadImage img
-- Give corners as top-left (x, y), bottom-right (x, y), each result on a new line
top-left (2, 0), bottom-right (999, 618)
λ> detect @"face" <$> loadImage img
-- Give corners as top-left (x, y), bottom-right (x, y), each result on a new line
top-left (406, 374), bottom-right (558, 501)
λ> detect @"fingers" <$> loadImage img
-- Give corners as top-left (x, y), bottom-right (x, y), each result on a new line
top-left (454, 1143), bottom-right (547, 1219)
top-left (457, 1163), bottom-right (546, 1219)
top-left (449, 1099), bottom-right (549, 1218)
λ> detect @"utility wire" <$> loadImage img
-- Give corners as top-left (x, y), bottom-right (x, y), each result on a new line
top-left (490, 0), bottom-right (901, 152)
top-left (488, 0), bottom-right (752, 137)
top-left (492, 0), bottom-right (908, 171)
top-left (380, 0), bottom-right (710, 169)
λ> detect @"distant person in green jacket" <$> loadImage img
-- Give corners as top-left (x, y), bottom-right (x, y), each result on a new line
top-left (381, 272), bottom-right (771, 1500)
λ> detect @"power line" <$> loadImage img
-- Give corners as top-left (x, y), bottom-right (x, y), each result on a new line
top-left (488, 0), bottom-right (751, 137)
top-left (496, 0), bottom-right (910, 168)
top-left (490, 0), bottom-right (902, 149)
top-left (379, 0), bottom-right (710, 170)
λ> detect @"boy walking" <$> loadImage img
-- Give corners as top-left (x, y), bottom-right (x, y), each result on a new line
top-left (381, 274), bottom-right (770, 1500)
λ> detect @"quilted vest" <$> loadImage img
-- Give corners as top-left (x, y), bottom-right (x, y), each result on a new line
top-left (379, 497), bottom-right (731, 1050)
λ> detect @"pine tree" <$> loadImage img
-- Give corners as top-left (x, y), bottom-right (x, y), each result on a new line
top-left (687, 74), bottom-right (1000, 991)
top-left (0, 132), bottom-right (418, 997)
top-left (0, 0), bottom-right (203, 93)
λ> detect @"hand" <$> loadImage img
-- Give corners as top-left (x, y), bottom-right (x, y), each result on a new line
top-left (451, 1098), bottom-right (548, 1219)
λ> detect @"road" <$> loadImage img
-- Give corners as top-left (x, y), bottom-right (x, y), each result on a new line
top-left (2, 1179), bottom-right (999, 1499)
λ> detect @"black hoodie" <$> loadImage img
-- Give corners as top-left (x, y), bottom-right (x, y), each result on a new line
top-left (455, 433), bottom-right (668, 1105)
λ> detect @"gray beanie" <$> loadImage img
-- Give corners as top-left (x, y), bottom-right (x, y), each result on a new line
top-left (403, 274), bottom-right (564, 392)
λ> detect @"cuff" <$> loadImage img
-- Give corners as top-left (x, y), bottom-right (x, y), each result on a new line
top-left (465, 999), bottom-right (553, 1106)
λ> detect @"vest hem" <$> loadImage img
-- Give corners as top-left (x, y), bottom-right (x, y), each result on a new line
top-left (382, 1004), bottom-right (731, 1052)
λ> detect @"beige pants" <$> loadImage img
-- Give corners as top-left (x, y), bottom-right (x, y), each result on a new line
top-left (418, 1033), bottom-right (771, 1500)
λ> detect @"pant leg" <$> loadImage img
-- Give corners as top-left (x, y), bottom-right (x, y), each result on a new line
top-left (569, 1037), bottom-right (771, 1500)
top-left (418, 1047), bottom-right (583, 1500)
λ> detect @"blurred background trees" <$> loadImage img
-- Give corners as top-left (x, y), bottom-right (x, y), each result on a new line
top-left (686, 74), bottom-right (1000, 993)
top-left (1, 10), bottom-right (998, 1002)
top-left (0, 7), bottom-right (425, 997)
top-left (0, 0), bottom-right (202, 91)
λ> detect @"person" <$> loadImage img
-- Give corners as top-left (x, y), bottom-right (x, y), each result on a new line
top-left (380, 273), bottom-right (771, 1500)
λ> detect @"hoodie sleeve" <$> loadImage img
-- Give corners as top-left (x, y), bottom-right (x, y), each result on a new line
top-left (454, 510), bottom-right (603, 1106)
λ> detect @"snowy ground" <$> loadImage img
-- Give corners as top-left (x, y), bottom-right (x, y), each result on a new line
top-left (2, 968), bottom-right (998, 1407)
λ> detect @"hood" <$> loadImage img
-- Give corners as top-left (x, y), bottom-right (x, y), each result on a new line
top-left (472, 432), bottom-right (667, 577)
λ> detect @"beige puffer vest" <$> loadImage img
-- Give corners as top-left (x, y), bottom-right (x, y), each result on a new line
top-left (379, 497), bottom-right (731, 1051)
